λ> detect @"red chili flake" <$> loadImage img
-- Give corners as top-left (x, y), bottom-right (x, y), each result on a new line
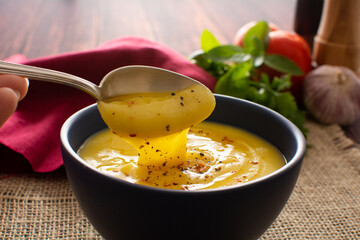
top-left (221, 136), bottom-right (233, 143)
top-left (236, 178), bottom-right (242, 183)
top-left (112, 112), bottom-right (115, 115)
top-left (166, 125), bottom-right (170, 131)
top-left (182, 186), bottom-right (189, 190)
top-left (129, 134), bottom-right (137, 137)
top-left (127, 100), bottom-right (135, 107)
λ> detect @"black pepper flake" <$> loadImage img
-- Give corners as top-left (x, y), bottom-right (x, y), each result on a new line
top-left (166, 125), bottom-right (170, 131)
top-left (156, 149), bottom-right (161, 152)
top-left (199, 153), bottom-right (205, 157)
top-left (191, 90), bottom-right (195, 92)
top-left (112, 112), bottom-right (115, 115)
top-left (171, 92), bottom-right (176, 96)
top-left (173, 183), bottom-right (178, 186)
top-left (162, 161), bottom-right (167, 167)
top-left (180, 102), bottom-right (184, 106)
top-left (180, 96), bottom-right (184, 101)
top-left (146, 142), bottom-right (150, 145)
top-left (129, 134), bottom-right (137, 137)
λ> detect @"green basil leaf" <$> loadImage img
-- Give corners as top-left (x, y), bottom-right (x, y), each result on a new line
top-left (214, 64), bottom-right (252, 98)
top-left (253, 55), bottom-right (265, 67)
top-left (231, 62), bottom-right (252, 80)
top-left (201, 30), bottom-right (220, 52)
top-left (264, 54), bottom-right (304, 76)
top-left (243, 21), bottom-right (269, 53)
top-left (206, 45), bottom-right (249, 63)
top-left (189, 50), bottom-right (210, 68)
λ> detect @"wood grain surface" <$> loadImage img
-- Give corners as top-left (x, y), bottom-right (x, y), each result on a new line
top-left (0, 0), bottom-right (296, 59)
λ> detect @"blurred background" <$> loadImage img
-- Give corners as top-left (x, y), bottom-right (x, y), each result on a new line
top-left (0, 0), bottom-right (301, 59)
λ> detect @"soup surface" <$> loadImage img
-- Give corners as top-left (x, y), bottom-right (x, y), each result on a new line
top-left (78, 121), bottom-right (285, 190)
top-left (97, 84), bottom-right (215, 169)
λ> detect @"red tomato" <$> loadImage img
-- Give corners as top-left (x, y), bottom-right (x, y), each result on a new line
top-left (233, 22), bottom-right (313, 103)
top-left (233, 21), bottom-right (280, 47)
top-left (267, 30), bottom-right (312, 102)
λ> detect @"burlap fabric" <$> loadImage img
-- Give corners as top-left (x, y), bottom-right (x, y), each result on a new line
top-left (1, 120), bottom-right (359, 239)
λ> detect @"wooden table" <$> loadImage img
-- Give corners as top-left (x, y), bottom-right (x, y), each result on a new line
top-left (1, 0), bottom-right (298, 58)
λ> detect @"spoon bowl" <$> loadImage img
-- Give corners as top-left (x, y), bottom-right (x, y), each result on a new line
top-left (0, 61), bottom-right (202, 100)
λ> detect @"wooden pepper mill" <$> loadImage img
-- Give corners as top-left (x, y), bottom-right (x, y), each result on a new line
top-left (313, 0), bottom-right (360, 75)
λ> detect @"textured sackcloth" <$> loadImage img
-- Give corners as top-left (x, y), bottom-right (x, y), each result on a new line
top-left (0, 120), bottom-right (359, 239)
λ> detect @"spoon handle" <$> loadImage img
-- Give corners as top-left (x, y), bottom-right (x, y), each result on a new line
top-left (0, 60), bottom-right (100, 99)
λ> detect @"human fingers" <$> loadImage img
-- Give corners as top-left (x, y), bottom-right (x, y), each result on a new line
top-left (0, 74), bottom-right (29, 101)
top-left (0, 87), bottom-right (18, 127)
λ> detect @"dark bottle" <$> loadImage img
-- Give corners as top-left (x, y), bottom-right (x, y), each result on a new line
top-left (294, 0), bottom-right (324, 49)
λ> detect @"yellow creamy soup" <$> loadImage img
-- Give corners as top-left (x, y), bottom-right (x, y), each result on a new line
top-left (78, 122), bottom-right (285, 190)
top-left (97, 84), bottom-right (215, 168)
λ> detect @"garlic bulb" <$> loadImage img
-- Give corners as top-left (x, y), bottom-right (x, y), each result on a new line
top-left (303, 65), bottom-right (360, 126)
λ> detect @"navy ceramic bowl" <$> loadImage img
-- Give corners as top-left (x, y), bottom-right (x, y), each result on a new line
top-left (61, 94), bottom-right (305, 240)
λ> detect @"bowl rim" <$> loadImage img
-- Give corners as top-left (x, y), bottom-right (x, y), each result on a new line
top-left (60, 94), bottom-right (306, 194)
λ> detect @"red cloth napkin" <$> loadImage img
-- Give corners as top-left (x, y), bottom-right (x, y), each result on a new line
top-left (0, 37), bottom-right (216, 172)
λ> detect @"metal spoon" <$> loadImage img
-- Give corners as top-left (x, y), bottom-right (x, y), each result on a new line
top-left (0, 60), bottom-right (200, 100)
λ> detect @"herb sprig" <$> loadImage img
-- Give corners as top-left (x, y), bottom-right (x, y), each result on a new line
top-left (190, 21), bottom-right (307, 135)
